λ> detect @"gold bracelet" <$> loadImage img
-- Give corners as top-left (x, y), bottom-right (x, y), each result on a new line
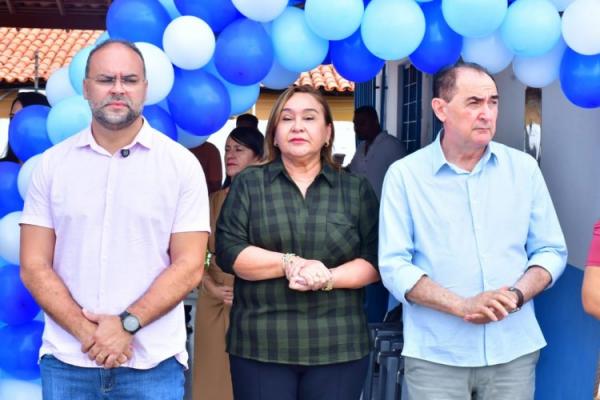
top-left (282, 253), bottom-right (296, 274)
top-left (321, 271), bottom-right (334, 291)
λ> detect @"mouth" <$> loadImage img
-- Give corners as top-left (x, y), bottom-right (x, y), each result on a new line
top-left (290, 138), bottom-right (307, 144)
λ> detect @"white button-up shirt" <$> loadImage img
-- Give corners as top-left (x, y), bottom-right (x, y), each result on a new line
top-left (21, 121), bottom-right (210, 369)
top-left (379, 134), bottom-right (567, 367)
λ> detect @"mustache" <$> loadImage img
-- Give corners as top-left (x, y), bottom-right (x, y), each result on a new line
top-left (100, 95), bottom-right (133, 109)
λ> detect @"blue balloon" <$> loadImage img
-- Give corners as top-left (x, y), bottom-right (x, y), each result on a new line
top-left (214, 19), bottom-right (274, 86)
top-left (500, 0), bottom-right (561, 57)
top-left (143, 105), bottom-right (178, 140)
top-left (560, 48), bottom-right (600, 109)
top-left (68, 46), bottom-right (93, 95)
top-left (8, 105), bottom-right (52, 162)
top-left (0, 265), bottom-right (40, 326)
top-left (271, 7), bottom-right (329, 72)
top-left (167, 68), bottom-right (231, 135)
top-left (106, 0), bottom-right (171, 47)
top-left (174, 0), bottom-right (242, 33)
top-left (0, 321), bottom-right (43, 379)
top-left (331, 29), bottom-right (385, 83)
top-left (262, 59), bottom-right (299, 90)
top-left (0, 163), bottom-right (23, 218)
top-left (204, 61), bottom-right (260, 116)
top-left (177, 127), bottom-right (210, 148)
top-left (157, 0), bottom-right (181, 19)
top-left (46, 95), bottom-right (93, 145)
top-left (409, 0), bottom-right (462, 74)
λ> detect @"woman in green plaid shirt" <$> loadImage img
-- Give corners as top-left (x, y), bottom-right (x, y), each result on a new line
top-left (216, 86), bottom-right (380, 400)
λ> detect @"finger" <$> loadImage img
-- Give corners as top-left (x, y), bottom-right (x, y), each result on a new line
top-left (105, 354), bottom-right (118, 368)
top-left (82, 309), bottom-right (100, 323)
top-left (124, 348), bottom-right (133, 359)
top-left (87, 345), bottom-right (100, 361)
top-left (117, 354), bottom-right (128, 365)
top-left (487, 299), bottom-right (510, 317)
top-left (95, 352), bottom-right (108, 366)
top-left (81, 338), bottom-right (94, 353)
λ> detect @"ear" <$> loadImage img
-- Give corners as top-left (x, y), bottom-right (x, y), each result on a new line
top-left (325, 123), bottom-right (332, 145)
top-left (82, 78), bottom-right (90, 100)
top-left (431, 98), bottom-right (447, 122)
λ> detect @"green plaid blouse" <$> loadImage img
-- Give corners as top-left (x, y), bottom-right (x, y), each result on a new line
top-left (216, 158), bottom-right (379, 365)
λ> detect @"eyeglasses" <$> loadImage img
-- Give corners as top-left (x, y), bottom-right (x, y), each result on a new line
top-left (89, 75), bottom-right (144, 88)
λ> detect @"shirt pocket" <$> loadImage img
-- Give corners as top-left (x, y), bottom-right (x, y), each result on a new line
top-left (326, 213), bottom-right (360, 263)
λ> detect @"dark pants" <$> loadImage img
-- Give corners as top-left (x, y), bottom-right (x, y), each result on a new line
top-left (229, 354), bottom-right (369, 400)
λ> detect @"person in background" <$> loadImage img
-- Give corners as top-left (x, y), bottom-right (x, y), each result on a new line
top-left (2, 91), bottom-right (50, 162)
top-left (379, 62), bottom-right (567, 400)
top-left (190, 141), bottom-right (223, 194)
top-left (235, 113), bottom-right (259, 129)
top-left (20, 39), bottom-right (209, 399)
top-left (192, 126), bottom-right (264, 400)
top-left (216, 85), bottom-right (380, 400)
top-left (583, 221), bottom-right (600, 319)
top-left (348, 105), bottom-right (406, 323)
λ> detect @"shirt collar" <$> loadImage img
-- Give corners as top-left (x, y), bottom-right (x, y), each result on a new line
top-left (74, 118), bottom-right (154, 153)
top-left (266, 157), bottom-right (337, 187)
top-left (431, 129), bottom-right (498, 175)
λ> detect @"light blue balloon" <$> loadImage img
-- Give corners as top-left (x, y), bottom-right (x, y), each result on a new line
top-left (442, 0), bottom-right (507, 38)
top-left (304, 0), bottom-right (364, 40)
top-left (95, 31), bottom-right (110, 45)
top-left (0, 256), bottom-right (8, 268)
top-left (46, 95), bottom-right (93, 145)
top-left (17, 154), bottom-right (42, 201)
top-left (271, 7), bottom-right (329, 73)
top-left (0, 378), bottom-right (42, 400)
top-left (0, 211), bottom-right (21, 265)
top-left (157, 0), bottom-right (181, 19)
top-left (45, 66), bottom-right (77, 107)
top-left (68, 46), bottom-right (94, 95)
top-left (462, 29), bottom-right (514, 74)
top-left (176, 127), bottom-right (210, 148)
top-left (203, 61), bottom-right (260, 116)
top-left (500, 0), bottom-right (561, 57)
top-left (512, 37), bottom-right (566, 88)
top-left (361, 0), bottom-right (426, 61)
top-left (262, 58), bottom-right (299, 90)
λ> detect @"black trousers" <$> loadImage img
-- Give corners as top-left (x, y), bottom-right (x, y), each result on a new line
top-left (229, 354), bottom-right (369, 400)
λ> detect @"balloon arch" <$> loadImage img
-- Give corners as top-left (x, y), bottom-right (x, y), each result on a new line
top-left (1, 0), bottom-right (600, 395)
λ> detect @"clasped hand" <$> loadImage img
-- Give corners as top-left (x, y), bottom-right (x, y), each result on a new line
top-left (462, 287), bottom-right (519, 324)
top-left (79, 309), bottom-right (133, 369)
top-left (284, 256), bottom-right (331, 291)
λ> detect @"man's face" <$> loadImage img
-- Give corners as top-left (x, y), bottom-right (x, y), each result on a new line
top-left (434, 68), bottom-right (498, 152)
top-left (83, 43), bottom-right (147, 131)
top-left (353, 112), bottom-right (370, 141)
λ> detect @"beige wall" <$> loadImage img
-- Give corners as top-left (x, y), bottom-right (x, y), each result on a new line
top-left (255, 91), bottom-right (355, 122)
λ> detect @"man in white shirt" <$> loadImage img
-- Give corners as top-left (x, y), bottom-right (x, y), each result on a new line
top-left (20, 39), bottom-right (210, 399)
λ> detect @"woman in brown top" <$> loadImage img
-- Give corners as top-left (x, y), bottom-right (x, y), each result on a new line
top-left (192, 126), bottom-right (264, 400)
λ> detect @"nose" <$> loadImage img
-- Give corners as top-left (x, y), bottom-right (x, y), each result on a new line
top-left (110, 77), bottom-right (126, 93)
top-left (291, 116), bottom-right (305, 132)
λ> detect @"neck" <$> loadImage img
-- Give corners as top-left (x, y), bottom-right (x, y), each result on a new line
top-left (441, 136), bottom-right (487, 172)
top-left (91, 117), bottom-right (144, 155)
top-left (282, 155), bottom-right (322, 183)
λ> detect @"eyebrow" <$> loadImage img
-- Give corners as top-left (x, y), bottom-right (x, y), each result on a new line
top-left (282, 107), bottom-right (320, 113)
top-left (466, 94), bottom-right (499, 102)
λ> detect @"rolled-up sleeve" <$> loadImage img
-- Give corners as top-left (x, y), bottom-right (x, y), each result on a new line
top-left (586, 221), bottom-right (600, 267)
top-left (525, 165), bottom-right (568, 287)
top-left (378, 164), bottom-right (426, 304)
top-left (215, 172), bottom-right (251, 274)
top-left (357, 177), bottom-right (379, 269)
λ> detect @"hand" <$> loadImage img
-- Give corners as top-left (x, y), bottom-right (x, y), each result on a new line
top-left (76, 315), bottom-right (99, 354)
top-left (283, 255), bottom-right (307, 281)
top-left (292, 260), bottom-right (331, 291)
top-left (462, 288), bottom-right (517, 324)
top-left (203, 277), bottom-right (234, 305)
top-left (288, 275), bottom-right (311, 291)
top-left (82, 309), bottom-right (134, 368)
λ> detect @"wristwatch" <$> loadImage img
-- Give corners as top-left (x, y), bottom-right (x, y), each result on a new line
top-left (119, 311), bottom-right (142, 334)
top-left (508, 287), bottom-right (524, 313)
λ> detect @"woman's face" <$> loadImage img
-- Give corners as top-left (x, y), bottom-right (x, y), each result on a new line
top-left (224, 136), bottom-right (260, 178)
top-left (274, 93), bottom-right (331, 164)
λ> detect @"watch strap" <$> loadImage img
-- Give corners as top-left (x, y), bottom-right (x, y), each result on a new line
top-left (508, 286), bottom-right (524, 312)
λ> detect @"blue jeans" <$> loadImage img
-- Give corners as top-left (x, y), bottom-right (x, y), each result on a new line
top-left (40, 355), bottom-right (185, 400)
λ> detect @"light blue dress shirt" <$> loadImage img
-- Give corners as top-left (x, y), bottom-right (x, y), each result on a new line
top-left (379, 134), bottom-right (567, 367)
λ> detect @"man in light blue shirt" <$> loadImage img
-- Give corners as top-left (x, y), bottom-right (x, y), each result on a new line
top-left (379, 62), bottom-right (567, 400)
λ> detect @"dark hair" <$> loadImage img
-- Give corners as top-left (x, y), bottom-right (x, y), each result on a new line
top-left (229, 126), bottom-right (264, 159)
top-left (222, 127), bottom-right (264, 188)
top-left (10, 91), bottom-right (50, 112)
top-left (236, 113), bottom-right (259, 129)
top-left (85, 39), bottom-right (146, 79)
top-left (433, 61), bottom-right (495, 101)
top-left (264, 85), bottom-right (337, 169)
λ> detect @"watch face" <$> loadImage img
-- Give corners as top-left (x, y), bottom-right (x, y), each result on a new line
top-left (124, 315), bottom-right (139, 332)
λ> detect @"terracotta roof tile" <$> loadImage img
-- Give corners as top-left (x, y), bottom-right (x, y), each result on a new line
top-left (0, 28), bottom-right (355, 92)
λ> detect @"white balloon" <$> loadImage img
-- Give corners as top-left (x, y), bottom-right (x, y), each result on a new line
top-left (17, 154), bottom-right (42, 201)
top-left (0, 212), bottom-right (22, 265)
top-left (135, 42), bottom-right (175, 105)
top-left (0, 379), bottom-right (42, 400)
top-left (550, 0), bottom-right (574, 11)
top-left (562, 0), bottom-right (600, 55)
top-left (512, 37), bottom-right (567, 88)
top-left (163, 16), bottom-right (215, 70)
top-left (462, 30), bottom-right (514, 74)
top-left (45, 67), bottom-right (77, 107)
top-left (232, 0), bottom-right (288, 22)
